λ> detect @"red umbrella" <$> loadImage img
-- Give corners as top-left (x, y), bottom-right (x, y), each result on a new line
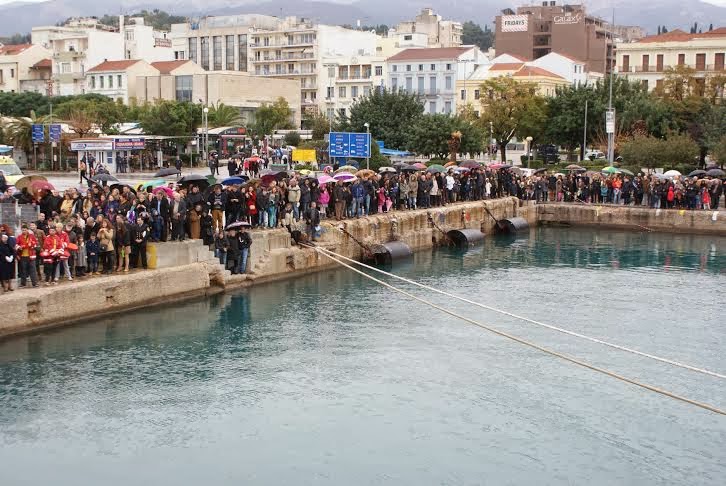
top-left (153, 186), bottom-right (174, 198)
top-left (412, 162), bottom-right (427, 170)
top-left (30, 180), bottom-right (55, 192)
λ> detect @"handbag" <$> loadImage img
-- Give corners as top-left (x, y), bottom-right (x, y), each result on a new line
top-left (100, 244), bottom-right (108, 252)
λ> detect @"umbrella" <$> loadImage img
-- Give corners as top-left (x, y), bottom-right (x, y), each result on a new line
top-left (585, 170), bottom-right (600, 178)
top-left (601, 166), bottom-right (620, 174)
top-left (688, 169), bottom-right (707, 178)
top-left (245, 156), bottom-right (262, 162)
top-left (333, 173), bottom-right (357, 182)
top-left (653, 173), bottom-right (669, 179)
top-left (154, 167), bottom-right (180, 177)
top-left (356, 169), bottom-right (375, 178)
top-left (619, 168), bottom-right (635, 176)
top-left (453, 167), bottom-right (470, 173)
top-left (177, 173), bottom-right (209, 185)
top-left (565, 164), bottom-right (585, 171)
top-left (29, 180), bottom-right (55, 192)
top-left (110, 183), bottom-right (137, 195)
top-left (298, 169), bottom-right (312, 176)
top-left (226, 221), bottom-right (252, 230)
top-left (140, 179), bottom-right (167, 190)
top-left (92, 173), bottom-right (119, 183)
top-left (663, 169), bottom-right (681, 177)
top-left (444, 161), bottom-right (457, 168)
top-left (427, 164), bottom-right (447, 173)
top-left (510, 167), bottom-right (523, 175)
top-left (393, 161), bottom-right (409, 168)
top-left (706, 168), bottom-right (726, 177)
top-left (153, 186), bottom-right (174, 197)
top-left (222, 176), bottom-right (247, 186)
top-left (459, 160), bottom-right (482, 169)
top-left (412, 162), bottom-right (427, 170)
top-left (399, 164), bottom-right (419, 172)
top-left (335, 165), bottom-right (358, 174)
top-left (533, 168), bottom-right (547, 175)
top-left (318, 174), bottom-right (336, 184)
top-left (13, 175), bottom-right (47, 191)
top-left (378, 166), bottom-right (396, 173)
top-left (488, 163), bottom-right (505, 169)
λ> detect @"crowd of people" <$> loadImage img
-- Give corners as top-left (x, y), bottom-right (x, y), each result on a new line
top-left (0, 161), bottom-right (724, 294)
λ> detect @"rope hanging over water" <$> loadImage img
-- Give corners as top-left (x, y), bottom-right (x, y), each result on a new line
top-left (304, 244), bottom-right (726, 416)
top-left (314, 245), bottom-right (726, 381)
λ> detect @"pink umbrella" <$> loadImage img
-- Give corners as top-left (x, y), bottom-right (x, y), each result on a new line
top-left (318, 174), bottom-right (336, 184)
top-left (412, 162), bottom-right (427, 170)
top-left (488, 163), bottom-right (505, 170)
top-left (333, 173), bottom-right (357, 182)
top-left (153, 186), bottom-right (174, 198)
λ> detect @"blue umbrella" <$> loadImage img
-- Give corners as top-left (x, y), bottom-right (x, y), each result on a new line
top-left (221, 176), bottom-right (248, 186)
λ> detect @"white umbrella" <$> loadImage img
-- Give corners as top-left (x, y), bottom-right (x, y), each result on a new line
top-left (378, 166), bottom-right (397, 173)
top-left (663, 170), bottom-right (681, 177)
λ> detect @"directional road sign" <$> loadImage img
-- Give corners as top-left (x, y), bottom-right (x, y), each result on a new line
top-left (328, 132), bottom-right (371, 158)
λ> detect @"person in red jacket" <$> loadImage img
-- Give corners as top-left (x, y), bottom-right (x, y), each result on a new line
top-left (54, 223), bottom-right (72, 282)
top-left (16, 225), bottom-right (39, 288)
top-left (42, 227), bottom-right (62, 285)
top-left (245, 188), bottom-right (258, 228)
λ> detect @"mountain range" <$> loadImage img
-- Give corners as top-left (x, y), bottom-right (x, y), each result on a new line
top-left (1, 0), bottom-right (725, 38)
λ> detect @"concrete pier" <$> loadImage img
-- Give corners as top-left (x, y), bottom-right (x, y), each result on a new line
top-left (1, 199), bottom-right (723, 338)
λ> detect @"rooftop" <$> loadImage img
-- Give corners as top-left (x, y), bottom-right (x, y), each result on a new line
top-left (513, 65), bottom-right (564, 79)
top-left (151, 60), bottom-right (191, 74)
top-left (0, 43), bottom-right (32, 55)
top-left (31, 58), bottom-right (52, 69)
top-left (636, 27), bottom-right (726, 43)
top-left (87, 60), bottom-right (141, 73)
top-left (489, 62), bottom-right (525, 71)
top-left (387, 47), bottom-right (471, 61)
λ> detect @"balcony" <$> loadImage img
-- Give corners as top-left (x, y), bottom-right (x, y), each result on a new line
top-left (301, 84), bottom-right (318, 90)
top-left (620, 63), bottom-right (725, 74)
top-left (257, 69), bottom-right (316, 76)
top-left (249, 41), bottom-right (317, 49)
top-left (336, 75), bottom-right (373, 83)
top-left (54, 50), bottom-right (85, 61)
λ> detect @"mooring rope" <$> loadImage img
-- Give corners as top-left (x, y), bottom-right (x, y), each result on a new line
top-left (303, 244), bottom-right (726, 416)
top-left (314, 244), bottom-right (726, 381)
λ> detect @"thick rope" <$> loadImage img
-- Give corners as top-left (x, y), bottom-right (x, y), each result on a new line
top-left (314, 245), bottom-right (726, 381)
top-left (304, 244), bottom-right (726, 416)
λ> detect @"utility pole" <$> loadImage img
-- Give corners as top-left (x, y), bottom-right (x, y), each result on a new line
top-left (606, 9), bottom-right (615, 167)
top-left (582, 98), bottom-right (588, 162)
top-left (49, 103), bottom-right (53, 171)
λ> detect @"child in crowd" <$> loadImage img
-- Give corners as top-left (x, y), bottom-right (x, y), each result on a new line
top-left (75, 235), bottom-right (87, 278)
top-left (87, 233), bottom-right (100, 275)
top-left (214, 231), bottom-right (228, 266)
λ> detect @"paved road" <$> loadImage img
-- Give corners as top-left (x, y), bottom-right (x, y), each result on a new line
top-left (29, 170), bottom-right (224, 192)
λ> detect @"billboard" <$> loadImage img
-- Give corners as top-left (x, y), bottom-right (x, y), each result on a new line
top-left (329, 132), bottom-right (371, 158)
top-left (70, 140), bottom-right (114, 151)
top-left (113, 138), bottom-right (146, 150)
top-left (501, 15), bottom-right (528, 32)
top-left (31, 124), bottom-right (44, 144)
top-left (553, 13), bottom-right (583, 25)
top-left (292, 149), bottom-right (316, 162)
top-left (49, 124), bottom-right (62, 142)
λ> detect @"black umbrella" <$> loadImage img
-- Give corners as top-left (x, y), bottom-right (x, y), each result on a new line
top-left (155, 167), bottom-right (180, 177)
top-left (110, 183), bottom-right (137, 195)
top-left (226, 221), bottom-right (252, 230)
top-left (177, 173), bottom-right (208, 183)
top-left (688, 169), bottom-right (707, 178)
top-left (91, 173), bottom-right (118, 183)
top-left (706, 168), bottom-right (726, 178)
top-left (399, 164), bottom-right (418, 172)
top-left (533, 168), bottom-right (547, 175)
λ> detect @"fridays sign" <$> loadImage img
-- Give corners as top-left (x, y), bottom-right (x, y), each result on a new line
top-left (501, 15), bottom-right (528, 32)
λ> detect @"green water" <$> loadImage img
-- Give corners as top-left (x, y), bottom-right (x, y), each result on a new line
top-left (1, 228), bottom-right (725, 485)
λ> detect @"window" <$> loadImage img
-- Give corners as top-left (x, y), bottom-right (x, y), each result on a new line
top-left (678, 53), bottom-right (685, 66)
top-left (642, 54), bottom-right (649, 72)
top-left (108, 75), bottom-right (113, 88)
top-left (391, 77), bottom-right (398, 90)
top-left (417, 76), bottom-right (424, 93)
top-left (404, 34), bottom-right (412, 40)
top-left (446, 64), bottom-right (452, 70)
top-left (175, 75), bottom-right (193, 102)
top-left (200, 37), bottom-right (209, 70)
top-left (641, 79), bottom-right (648, 90)
top-left (174, 50), bottom-right (185, 60)
top-left (226, 36), bottom-right (235, 70)
top-left (328, 66), bottom-right (335, 77)
top-left (460, 89), bottom-right (466, 100)
top-left (188, 38), bottom-right (198, 64)
top-left (406, 65), bottom-right (411, 72)
top-left (351, 86), bottom-right (358, 98)
top-left (90, 76), bottom-right (95, 89)
top-left (375, 66), bottom-right (382, 76)
top-left (117, 75), bottom-right (122, 88)
top-left (326, 86), bottom-right (334, 98)
top-left (276, 65), bottom-right (282, 74)
top-left (61, 62), bottom-right (71, 74)
top-left (474, 89), bottom-right (480, 100)
top-left (444, 101), bottom-right (452, 114)
top-left (656, 79), bottom-right (664, 91)
top-left (99, 76), bottom-right (104, 88)
top-left (656, 54), bottom-right (664, 71)
top-left (429, 76), bottom-right (436, 94)
top-left (264, 37), bottom-right (270, 47)
top-left (429, 101), bottom-right (436, 113)
top-left (621, 55), bottom-right (629, 72)
top-left (288, 63), bottom-right (295, 73)
top-left (696, 53), bottom-right (706, 70)
top-left (430, 64), bottom-right (435, 70)
top-left (213, 36), bottom-right (222, 70)
top-left (338, 108), bottom-right (346, 118)
top-left (10, 68), bottom-right (14, 78)
top-left (405, 77), bottom-right (412, 93)
top-left (716, 53), bottom-right (725, 71)
top-left (125, 30), bottom-right (134, 41)
top-left (363, 86), bottom-right (370, 96)
top-left (238, 35), bottom-right (247, 71)
top-left (445, 76), bottom-right (452, 90)
top-left (339, 86), bottom-right (346, 98)
top-left (327, 108), bottom-right (334, 119)
top-left (418, 64), bottom-right (423, 71)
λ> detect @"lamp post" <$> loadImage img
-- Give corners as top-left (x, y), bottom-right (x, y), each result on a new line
top-left (525, 136), bottom-right (533, 169)
top-left (489, 121), bottom-right (494, 163)
top-left (364, 122), bottom-right (370, 170)
top-left (203, 106), bottom-right (209, 165)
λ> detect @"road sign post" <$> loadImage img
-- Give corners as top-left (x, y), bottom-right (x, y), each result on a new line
top-left (328, 132), bottom-right (371, 167)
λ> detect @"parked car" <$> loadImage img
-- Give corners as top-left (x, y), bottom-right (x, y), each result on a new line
top-left (0, 155), bottom-right (24, 186)
top-left (586, 150), bottom-right (606, 160)
top-left (538, 144), bottom-right (560, 164)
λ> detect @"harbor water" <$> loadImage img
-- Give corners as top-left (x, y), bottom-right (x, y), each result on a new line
top-left (1, 227), bottom-right (725, 485)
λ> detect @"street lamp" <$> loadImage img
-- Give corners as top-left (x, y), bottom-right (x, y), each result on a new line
top-left (364, 122), bottom-right (370, 170)
top-left (525, 136), bottom-right (533, 169)
top-left (203, 106), bottom-right (209, 164)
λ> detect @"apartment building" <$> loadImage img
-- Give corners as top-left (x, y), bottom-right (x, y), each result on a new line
top-left (387, 46), bottom-right (487, 115)
top-left (121, 17), bottom-right (174, 63)
top-left (616, 28), bottom-right (726, 92)
top-left (495, 2), bottom-right (614, 74)
top-left (85, 59), bottom-right (159, 104)
top-left (394, 8), bottom-right (463, 48)
top-left (321, 54), bottom-right (387, 119)
top-left (0, 43), bottom-right (52, 93)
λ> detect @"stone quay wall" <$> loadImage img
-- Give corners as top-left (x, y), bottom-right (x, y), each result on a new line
top-left (2, 199), bottom-right (723, 338)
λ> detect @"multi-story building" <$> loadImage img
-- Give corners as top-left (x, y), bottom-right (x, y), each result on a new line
top-left (529, 52), bottom-right (604, 86)
top-left (85, 59), bottom-right (160, 104)
top-left (387, 46), bottom-right (487, 115)
top-left (394, 8), bottom-right (463, 48)
top-left (0, 43), bottom-right (52, 93)
top-left (320, 53), bottom-right (387, 119)
top-left (121, 17), bottom-right (174, 63)
top-left (616, 28), bottom-right (726, 93)
top-left (495, 2), bottom-right (614, 74)
top-left (248, 18), bottom-right (377, 119)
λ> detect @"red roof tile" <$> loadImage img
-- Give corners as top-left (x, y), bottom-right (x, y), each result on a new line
top-left (637, 27), bottom-right (726, 43)
top-left (489, 62), bottom-right (525, 71)
top-left (87, 60), bottom-right (140, 73)
top-left (513, 65), bottom-right (564, 79)
top-left (0, 43), bottom-right (32, 55)
top-left (387, 47), bottom-right (472, 62)
top-left (151, 60), bottom-right (190, 74)
top-left (32, 58), bottom-right (52, 69)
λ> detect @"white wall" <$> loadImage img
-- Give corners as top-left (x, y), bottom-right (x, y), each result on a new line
top-left (87, 31), bottom-right (123, 71)
top-left (530, 53), bottom-right (587, 86)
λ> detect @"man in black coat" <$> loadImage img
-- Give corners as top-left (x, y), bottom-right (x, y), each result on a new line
top-left (170, 193), bottom-right (188, 241)
top-left (304, 201), bottom-right (321, 242)
top-left (130, 218), bottom-right (149, 269)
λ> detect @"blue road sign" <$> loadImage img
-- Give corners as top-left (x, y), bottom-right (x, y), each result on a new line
top-left (49, 124), bottom-right (62, 142)
top-left (31, 124), bottom-right (44, 143)
top-left (328, 132), bottom-right (370, 158)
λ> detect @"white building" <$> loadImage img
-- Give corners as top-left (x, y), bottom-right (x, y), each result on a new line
top-left (321, 53), bottom-right (387, 119)
top-left (394, 8), bottom-right (463, 48)
top-left (85, 59), bottom-right (160, 104)
top-left (0, 43), bottom-right (52, 93)
top-left (121, 17), bottom-right (175, 63)
top-left (529, 52), bottom-right (603, 86)
top-left (386, 46), bottom-right (487, 114)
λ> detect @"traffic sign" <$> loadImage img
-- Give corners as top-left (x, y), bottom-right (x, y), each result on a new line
top-left (31, 124), bottom-right (44, 143)
top-left (605, 109), bottom-right (616, 134)
top-left (328, 132), bottom-right (371, 158)
top-left (49, 124), bottom-right (62, 142)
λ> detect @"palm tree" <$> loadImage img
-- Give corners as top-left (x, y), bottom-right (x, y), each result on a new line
top-left (209, 102), bottom-right (242, 128)
top-left (6, 111), bottom-right (47, 169)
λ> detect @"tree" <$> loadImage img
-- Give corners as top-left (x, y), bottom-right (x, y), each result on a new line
top-left (252, 97), bottom-right (293, 136)
top-left (0, 33), bottom-right (31, 45)
top-left (0, 92), bottom-right (48, 117)
top-left (405, 114), bottom-right (457, 158)
top-left (99, 10), bottom-right (187, 31)
top-left (619, 135), bottom-right (661, 170)
top-left (208, 102), bottom-right (241, 128)
top-left (138, 100), bottom-right (200, 136)
top-left (657, 65), bottom-right (698, 101)
top-left (345, 88), bottom-right (424, 150)
top-left (660, 132), bottom-right (700, 168)
top-left (303, 111), bottom-right (331, 140)
top-left (711, 134), bottom-right (726, 167)
top-left (462, 21), bottom-right (494, 51)
top-left (546, 85), bottom-right (599, 159)
top-left (477, 77), bottom-right (548, 162)
top-left (620, 132), bottom-right (699, 170)
top-left (5, 111), bottom-right (47, 166)
top-left (284, 130), bottom-right (301, 146)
